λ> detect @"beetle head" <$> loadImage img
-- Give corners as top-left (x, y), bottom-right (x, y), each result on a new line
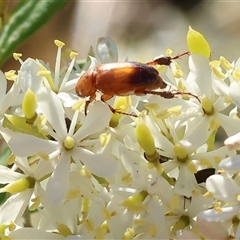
top-left (75, 69), bottom-right (96, 98)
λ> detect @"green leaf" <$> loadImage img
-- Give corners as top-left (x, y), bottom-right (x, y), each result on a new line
top-left (0, 0), bottom-right (67, 66)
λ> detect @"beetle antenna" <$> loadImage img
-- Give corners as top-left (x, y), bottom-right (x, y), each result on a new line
top-left (146, 51), bottom-right (190, 66)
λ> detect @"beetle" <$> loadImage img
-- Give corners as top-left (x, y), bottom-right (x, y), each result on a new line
top-left (75, 51), bottom-right (194, 115)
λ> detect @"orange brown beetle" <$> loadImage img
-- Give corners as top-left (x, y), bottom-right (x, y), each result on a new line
top-left (75, 52), bottom-right (194, 115)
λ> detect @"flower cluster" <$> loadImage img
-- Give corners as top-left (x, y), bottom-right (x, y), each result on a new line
top-left (0, 27), bottom-right (240, 239)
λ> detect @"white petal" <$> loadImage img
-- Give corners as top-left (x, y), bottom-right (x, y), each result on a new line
top-left (220, 156), bottom-right (240, 172)
top-left (37, 87), bottom-right (67, 137)
top-left (186, 55), bottom-right (212, 98)
top-left (73, 147), bottom-right (117, 177)
top-left (14, 157), bottom-right (32, 176)
top-left (0, 126), bottom-right (17, 143)
top-left (119, 145), bottom-right (145, 188)
top-left (8, 133), bottom-right (59, 157)
top-left (66, 235), bottom-right (93, 240)
top-left (34, 158), bottom-right (55, 180)
top-left (217, 112), bottom-right (240, 136)
top-left (46, 153), bottom-right (70, 203)
top-left (0, 190), bottom-right (32, 224)
top-left (0, 165), bottom-right (25, 183)
top-left (148, 197), bottom-right (165, 232)
top-left (196, 216), bottom-right (229, 240)
top-left (206, 175), bottom-right (240, 201)
top-left (235, 224), bottom-right (240, 239)
top-left (174, 165), bottom-right (198, 198)
top-left (0, 76), bottom-right (20, 115)
top-left (186, 117), bottom-right (209, 148)
top-left (230, 81), bottom-right (240, 108)
top-left (70, 171), bottom-right (98, 200)
top-left (58, 92), bottom-right (79, 107)
top-left (175, 230), bottom-right (200, 240)
top-left (9, 228), bottom-right (64, 239)
top-left (18, 58), bottom-right (42, 92)
top-left (224, 132), bottom-right (240, 150)
top-left (74, 101), bottom-right (111, 141)
top-left (198, 205), bottom-right (240, 221)
top-left (0, 71), bottom-right (7, 103)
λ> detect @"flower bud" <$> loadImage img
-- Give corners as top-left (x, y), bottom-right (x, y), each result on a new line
top-left (136, 121), bottom-right (159, 162)
top-left (22, 88), bottom-right (37, 122)
top-left (187, 26), bottom-right (211, 58)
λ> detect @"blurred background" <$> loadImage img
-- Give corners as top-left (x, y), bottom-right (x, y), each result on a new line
top-left (2, 0), bottom-right (240, 71)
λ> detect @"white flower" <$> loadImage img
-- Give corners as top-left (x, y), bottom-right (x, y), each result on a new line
top-left (0, 157), bottom-right (54, 224)
top-left (8, 88), bottom-right (117, 203)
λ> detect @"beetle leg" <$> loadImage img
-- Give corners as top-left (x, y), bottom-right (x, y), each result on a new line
top-left (101, 94), bottom-right (114, 102)
top-left (84, 93), bottom-right (96, 115)
top-left (146, 51), bottom-right (190, 66)
top-left (101, 94), bottom-right (137, 117)
top-left (143, 90), bottom-right (200, 102)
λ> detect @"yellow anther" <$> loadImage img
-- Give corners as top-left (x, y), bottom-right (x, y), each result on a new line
top-left (70, 51), bottom-right (78, 59)
top-left (232, 70), bottom-right (240, 81)
top-left (54, 40), bottom-right (65, 48)
top-left (209, 60), bottom-right (220, 68)
top-left (165, 48), bottom-right (173, 56)
top-left (30, 196), bottom-right (41, 211)
top-left (99, 133), bottom-right (111, 147)
top-left (149, 224), bottom-right (157, 237)
top-left (66, 189), bottom-right (80, 200)
top-left (80, 165), bottom-right (92, 178)
top-left (211, 65), bottom-right (226, 79)
top-left (56, 222), bottom-right (72, 237)
top-left (4, 70), bottom-right (17, 81)
top-left (122, 228), bottom-right (135, 240)
top-left (13, 53), bottom-right (22, 60)
top-left (144, 103), bottom-right (159, 111)
top-left (173, 69), bottom-right (183, 78)
top-left (109, 96), bottom-right (132, 127)
top-left (187, 161), bottom-right (197, 173)
top-left (220, 56), bottom-right (233, 70)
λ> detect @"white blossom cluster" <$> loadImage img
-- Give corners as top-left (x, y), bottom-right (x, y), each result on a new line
top-left (0, 27), bottom-right (240, 239)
